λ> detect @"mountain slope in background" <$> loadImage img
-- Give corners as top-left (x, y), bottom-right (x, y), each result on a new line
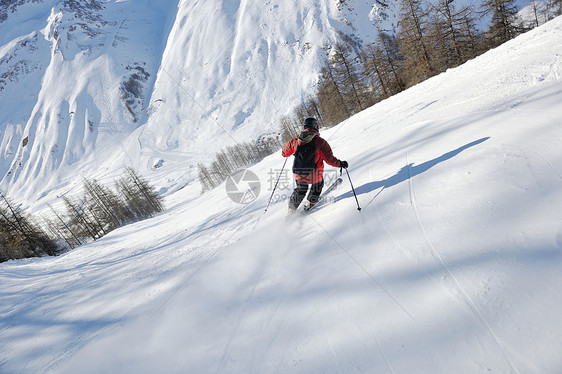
top-left (0, 0), bottom-right (393, 208)
top-left (0, 0), bottom-right (542, 210)
top-left (0, 0), bottom-right (179, 206)
top-left (1, 14), bottom-right (561, 374)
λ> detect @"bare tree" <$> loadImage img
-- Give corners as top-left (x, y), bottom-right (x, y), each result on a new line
top-left (62, 195), bottom-right (100, 240)
top-left (329, 42), bottom-right (368, 113)
top-left (316, 63), bottom-right (350, 127)
top-left (548, 0), bottom-right (562, 17)
top-left (117, 168), bottom-right (163, 219)
top-left (377, 32), bottom-right (407, 94)
top-left (397, 0), bottom-right (436, 86)
top-left (481, 0), bottom-right (523, 47)
top-left (45, 206), bottom-right (84, 249)
top-left (0, 191), bottom-right (56, 262)
top-left (279, 115), bottom-right (299, 142)
top-left (429, 0), bottom-right (480, 69)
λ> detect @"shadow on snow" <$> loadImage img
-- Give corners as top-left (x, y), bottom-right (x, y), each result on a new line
top-left (338, 137), bottom-right (490, 208)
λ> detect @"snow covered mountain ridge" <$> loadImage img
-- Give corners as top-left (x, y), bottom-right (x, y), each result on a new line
top-left (2, 0), bottom-right (550, 212)
top-left (0, 0), bottom-right (400, 210)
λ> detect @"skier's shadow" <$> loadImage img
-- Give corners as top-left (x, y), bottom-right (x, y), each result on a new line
top-left (337, 137), bottom-right (490, 208)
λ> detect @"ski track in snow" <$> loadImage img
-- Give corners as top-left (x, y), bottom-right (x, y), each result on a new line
top-left (405, 152), bottom-right (521, 374)
top-left (307, 212), bottom-right (415, 322)
top-left (356, 212), bottom-right (395, 374)
top-left (303, 212), bottom-right (394, 372)
top-left (213, 239), bottom-right (268, 374)
top-left (1, 13), bottom-right (562, 374)
top-left (526, 146), bottom-right (562, 180)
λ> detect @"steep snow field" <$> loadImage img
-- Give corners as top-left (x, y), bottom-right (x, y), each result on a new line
top-left (0, 0), bottom-right (180, 205)
top-left (108, 0), bottom-right (403, 198)
top-left (1, 0), bottom-right (541, 209)
top-left (1, 14), bottom-right (562, 374)
top-left (0, 0), bottom-right (399, 207)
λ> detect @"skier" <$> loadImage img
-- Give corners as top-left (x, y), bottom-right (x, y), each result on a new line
top-left (282, 117), bottom-right (348, 214)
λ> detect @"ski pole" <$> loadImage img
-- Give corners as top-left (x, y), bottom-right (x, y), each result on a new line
top-left (345, 168), bottom-right (361, 211)
top-left (265, 158), bottom-right (288, 212)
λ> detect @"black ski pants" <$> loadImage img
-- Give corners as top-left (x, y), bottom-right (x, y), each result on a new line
top-left (289, 178), bottom-right (324, 210)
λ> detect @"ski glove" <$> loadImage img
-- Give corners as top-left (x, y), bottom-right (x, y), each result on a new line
top-left (340, 160), bottom-right (349, 169)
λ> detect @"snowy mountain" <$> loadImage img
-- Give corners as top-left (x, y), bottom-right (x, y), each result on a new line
top-left (1, 11), bottom-right (561, 373)
top-left (2, 0), bottom-right (546, 211)
top-left (0, 0), bottom-right (396, 209)
top-left (0, 0), bottom-right (179, 207)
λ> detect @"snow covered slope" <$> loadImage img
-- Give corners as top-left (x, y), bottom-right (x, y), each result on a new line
top-left (1, 15), bottom-right (561, 374)
top-left (0, 0), bottom-right (402, 208)
top-left (92, 0), bottom-right (407, 197)
top-left (0, 0), bottom-right (179, 205)
top-left (1, 0), bottom-right (543, 209)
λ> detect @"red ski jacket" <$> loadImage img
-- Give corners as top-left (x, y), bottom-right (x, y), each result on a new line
top-left (282, 129), bottom-right (341, 184)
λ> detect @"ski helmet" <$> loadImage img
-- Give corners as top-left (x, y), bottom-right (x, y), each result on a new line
top-left (303, 117), bottom-right (319, 131)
